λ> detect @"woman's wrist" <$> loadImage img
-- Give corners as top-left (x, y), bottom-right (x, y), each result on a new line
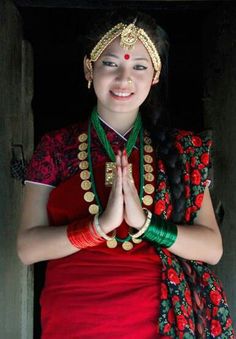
top-left (129, 209), bottom-right (152, 238)
top-left (97, 212), bottom-right (113, 234)
top-left (142, 214), bottom-right (178, 248)
top-left (67, 217), bottom-right (104, 249)
top-left (94, 214), bottom-right (116, 241)
top-left (128, 209), bottom-right (147, 230)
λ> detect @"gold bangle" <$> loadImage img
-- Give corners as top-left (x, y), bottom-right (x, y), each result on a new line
top-left (94, 214), bottom-right (116, 241)
top-left (130, 209), bottom-right (152, 239)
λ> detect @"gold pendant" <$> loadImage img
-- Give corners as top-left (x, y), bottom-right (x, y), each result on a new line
top-left (84, 191), bottom-right (95, 202)
top-left (144, 136), bottom-right (152, 144)
top-left (144, 145), bottom-right (153, 153)
top-left (78, 133), bottom-right (88, 142)
top-left (122, 241), bottom-right (133, 251)
top-left (107, 238), bottom-right (118, 248)
top-left (105, 162), bottom-right (132, 186)
top-left (78, 142), bottom-right (88, 151)
top-left (144, 173), bottom-right (154, 182)
top-left (80, 170), bottom-right (90, 180)
top-left (79, 160), bottom-right (89, 170)
top-left (105, 162), bottom-right (117, 187)
top-left (144, 164), bottom-right (153, 173)
top-left (132, 238), bottom-right (142, 244)
top-left (81, 180), bottom-right (92, 190)
top-left (89, 204), bottom-right (99, 215)
top-left (142, 195), bottom-right (153, 206)
top-left (78, 151), bottom-right (88, 161)
top-left (144, 154), bottom-right (153, 164)
top-left (144, 183), bottom-right (155, 194)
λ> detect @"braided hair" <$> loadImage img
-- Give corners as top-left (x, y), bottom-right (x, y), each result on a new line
top-left (84, 10), bottom-right (186, 223)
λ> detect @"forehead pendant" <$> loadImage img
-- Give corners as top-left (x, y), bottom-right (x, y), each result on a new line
top-left (88, 22), bottom-right (162, 82)
top-left (120, 24), bottom-right (139, 50)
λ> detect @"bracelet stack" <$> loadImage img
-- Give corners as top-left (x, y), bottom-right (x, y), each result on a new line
top-left (128, 208), bottom-right (177, 248)
top-left (67, 209), bottom-right (178, 250)
top-left (142, 213), bottom-right (178, 248)
top-left (67, 219), bottom-right (105, 249)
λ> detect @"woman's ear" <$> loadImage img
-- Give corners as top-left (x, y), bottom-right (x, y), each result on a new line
top-left (152, 76), bottom-right (159, 86)
top-left (83, 56), bottom-right (93, 81)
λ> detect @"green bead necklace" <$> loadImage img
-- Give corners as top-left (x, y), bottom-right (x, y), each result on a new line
top-left (88, 107), bottom-right (145, 245)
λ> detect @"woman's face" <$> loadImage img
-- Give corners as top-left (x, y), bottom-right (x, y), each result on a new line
top-left (87, 37), bottom-right (158, 117)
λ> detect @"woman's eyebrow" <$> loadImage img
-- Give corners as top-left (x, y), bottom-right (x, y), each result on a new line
top-left (102, 53), bottom-right (119, 59)
top-left (133, 57), bottom-right (149, 62)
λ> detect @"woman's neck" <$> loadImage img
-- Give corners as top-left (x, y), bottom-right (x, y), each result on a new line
top-left (97, 106), bottom-right (139, 135)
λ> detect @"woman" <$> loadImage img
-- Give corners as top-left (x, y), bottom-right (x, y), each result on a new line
top-left (17, 10), bottom-right (234, 338)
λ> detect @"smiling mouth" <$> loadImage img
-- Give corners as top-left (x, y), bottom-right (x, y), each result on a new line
top-left (110, 90), bottom-right (134, 98)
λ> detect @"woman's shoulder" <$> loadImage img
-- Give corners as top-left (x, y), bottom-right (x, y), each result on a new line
top-left (25, 121), bottom-right (89, 186)
top-left (39, 121), bottom-right (88, 149)
top-left (171, 128), bottom-right (213, 160)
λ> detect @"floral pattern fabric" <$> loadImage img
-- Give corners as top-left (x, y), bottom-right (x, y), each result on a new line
top-left (154, 129), bottom-right (235, 338)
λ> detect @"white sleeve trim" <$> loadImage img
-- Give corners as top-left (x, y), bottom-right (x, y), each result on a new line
top-left (24, 180), bottom-right (56, 188)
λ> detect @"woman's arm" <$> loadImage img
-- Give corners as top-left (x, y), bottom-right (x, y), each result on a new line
top-left (168, 186), bottom-right (223, 265)
top-left (120, 151), bottom-right (222, 265)
top-left (17, 183), bottom-right (79, 265)
top-left (18, 164), bottom-right (125, 265)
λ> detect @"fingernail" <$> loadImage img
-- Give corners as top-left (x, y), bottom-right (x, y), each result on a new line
top-left (123, 148), bottom-right (127, 156)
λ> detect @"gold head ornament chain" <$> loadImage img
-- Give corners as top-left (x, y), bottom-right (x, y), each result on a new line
top-left (86, 22), bottom-right (162, 82)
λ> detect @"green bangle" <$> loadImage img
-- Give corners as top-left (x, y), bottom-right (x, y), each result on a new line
top-left (142, 214), bottom-right (178, 248)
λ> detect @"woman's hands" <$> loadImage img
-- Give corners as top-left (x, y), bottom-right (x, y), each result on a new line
top-left (98, 153), bottom-right (124, 233)
top-left (121, 150), bottom-right (146, 229)
top-left (99, 150), bottom-right (146, 234)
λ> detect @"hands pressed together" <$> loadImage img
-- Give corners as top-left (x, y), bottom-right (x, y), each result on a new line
top-left (99, 149), bottom-right (146, 234)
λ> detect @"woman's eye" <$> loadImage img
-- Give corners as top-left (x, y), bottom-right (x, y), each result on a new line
top-left (134, 65), bottom-right (148, 70)
top-left (102, 61), bottom-right (117, 67)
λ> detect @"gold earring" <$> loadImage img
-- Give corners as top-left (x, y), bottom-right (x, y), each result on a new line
top-left (88, 80), bottom-right (92, 89)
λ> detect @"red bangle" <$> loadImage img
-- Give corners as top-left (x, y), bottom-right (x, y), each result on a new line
top-left (67, 219), bottom-right (104, 249)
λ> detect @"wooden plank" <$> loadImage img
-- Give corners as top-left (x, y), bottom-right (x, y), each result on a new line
top-left (0, 1), bottom-right (34, 338)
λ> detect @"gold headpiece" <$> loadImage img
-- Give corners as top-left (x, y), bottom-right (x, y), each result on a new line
top-left (87, 22), bottom-right (161, 81)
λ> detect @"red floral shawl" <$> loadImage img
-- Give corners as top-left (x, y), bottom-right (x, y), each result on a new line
top-left (154, 130), bottom-right (234, 338)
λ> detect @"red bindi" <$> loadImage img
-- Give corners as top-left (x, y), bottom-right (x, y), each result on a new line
top-left (124, 54), bottom-right (130, 60)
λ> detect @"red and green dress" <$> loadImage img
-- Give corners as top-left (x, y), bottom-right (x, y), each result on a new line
top-left (26, 120), bottom-right (234, 338)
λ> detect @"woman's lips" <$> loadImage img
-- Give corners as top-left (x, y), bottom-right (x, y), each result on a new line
top-left (110, 90), bottom-right (134, 100)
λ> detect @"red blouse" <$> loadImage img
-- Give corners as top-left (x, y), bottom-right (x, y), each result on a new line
top-left (26, 121), bottom-right (162, 339)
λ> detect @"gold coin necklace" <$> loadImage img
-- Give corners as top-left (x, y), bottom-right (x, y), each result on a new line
top-left (77, 112), bottom-right (156, 251)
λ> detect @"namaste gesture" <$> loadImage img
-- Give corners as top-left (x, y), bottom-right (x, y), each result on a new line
top-left (99, 149), bottom-right (146, 234)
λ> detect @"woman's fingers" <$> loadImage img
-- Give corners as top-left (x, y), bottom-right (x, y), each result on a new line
top-left (99, 151), bottom-right (124, 233)
top-left (112, 151), bottom-right (122, 193)
top-left (121, 149), bottom-right (146, 229)
top-left (121, 149), bottom-right (135, 189)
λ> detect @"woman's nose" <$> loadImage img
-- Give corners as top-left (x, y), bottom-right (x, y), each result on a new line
top-left (116, 67), bottom-right (132, 85)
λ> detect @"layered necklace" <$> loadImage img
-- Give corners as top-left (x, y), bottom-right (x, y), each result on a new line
top-left (77, 108), bottom-right (156, 250)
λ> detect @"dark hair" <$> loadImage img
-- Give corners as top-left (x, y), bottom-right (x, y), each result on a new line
top-left (84, 10), bottom-right (185, 223)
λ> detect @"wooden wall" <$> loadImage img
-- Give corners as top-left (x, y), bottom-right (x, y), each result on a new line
top-left (0, 0), bottom-right (34, 337)
top-left (203, 3), bottom-right (236, 326)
